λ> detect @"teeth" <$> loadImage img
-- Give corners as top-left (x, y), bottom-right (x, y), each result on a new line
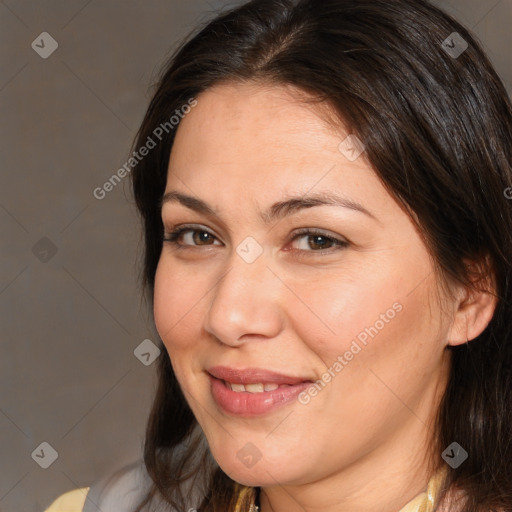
top-left (227, 382), bottom-right (281, 393)
top-left (245, 383), bottom-right (264, 393)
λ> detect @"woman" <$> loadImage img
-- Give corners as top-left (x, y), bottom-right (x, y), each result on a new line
top-left (46, 0), bottom-right (512, 511)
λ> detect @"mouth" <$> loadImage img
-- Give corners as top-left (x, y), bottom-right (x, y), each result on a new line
top-left (222, 381), bottom-right (291, 393)
top-left (206, 366), bottom-right (314, 416)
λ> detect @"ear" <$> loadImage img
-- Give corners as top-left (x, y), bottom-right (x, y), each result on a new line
top-left (447, 257), bottom-right (498, 346)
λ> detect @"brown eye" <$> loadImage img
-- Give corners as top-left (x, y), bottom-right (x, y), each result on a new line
top-left (191, 230), bottom-right (216, 245)
top-left (163, 227), bottom-right (222, 247)
top-left (307, 235), bottom-right (335, 250)
top-left (291, 230), bottom-right (348, 252)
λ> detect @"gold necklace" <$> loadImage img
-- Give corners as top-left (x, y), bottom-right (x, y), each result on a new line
top-left (233, 485), bottom-right (259, 512)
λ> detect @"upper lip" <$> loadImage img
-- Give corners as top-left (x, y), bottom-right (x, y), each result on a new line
top-left (207, 366), bottom-right (313, 385)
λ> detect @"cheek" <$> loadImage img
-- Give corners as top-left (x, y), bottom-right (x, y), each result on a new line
top-left (284, 253), bottom-right (440, 378)
top-left (284, 268), bottom-right (403, 358)
top-left (315, 279), bottom-right (442, 420)
top-left (153, 260), bottom-right (212, 395)
top-left (153, 258), bottom-right (205, 353)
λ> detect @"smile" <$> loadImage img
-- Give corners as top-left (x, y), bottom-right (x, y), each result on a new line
top-left (207, 366), bottom-right (313, 416)
top-left (224, 381), bottom-right (289, 393)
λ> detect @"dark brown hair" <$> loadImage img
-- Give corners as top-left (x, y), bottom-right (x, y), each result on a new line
top-left (130, 0), bottom-right (512, 510)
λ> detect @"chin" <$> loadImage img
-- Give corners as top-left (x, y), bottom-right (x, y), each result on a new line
top-left (221, 462), bottom-right (289, 487)
top-left (211, 448), bottom-right (304, 487)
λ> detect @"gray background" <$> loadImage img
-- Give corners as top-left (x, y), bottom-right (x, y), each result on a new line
top-left (0, 1), bottom-right (510, 511)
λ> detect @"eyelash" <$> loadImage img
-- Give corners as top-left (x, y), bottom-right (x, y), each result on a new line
top-left (162, 225), bottom-right (349, 255)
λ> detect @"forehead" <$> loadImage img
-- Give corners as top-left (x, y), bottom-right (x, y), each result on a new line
top-left (168, 82), bottom-right (363, 180)
top-left (164, 82), bottom-right (402, 227)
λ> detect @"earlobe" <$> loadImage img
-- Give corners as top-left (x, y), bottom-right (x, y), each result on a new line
top-left (447, 266), bottom-right (497, 347)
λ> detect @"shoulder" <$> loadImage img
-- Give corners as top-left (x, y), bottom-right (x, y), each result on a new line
top-left (44, 488), bottom-right (90, 512)
top-left (45, 461), bottom-right (152, 512)
top-left (47, 429), bottom-right (210, 512)
top-left (82, 459), bottom-right (192, 512)
top-left (83, 460), bottom-right (154, 512)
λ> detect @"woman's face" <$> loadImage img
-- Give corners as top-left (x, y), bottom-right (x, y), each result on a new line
top-left (154, 82), bottom-right (455, 489)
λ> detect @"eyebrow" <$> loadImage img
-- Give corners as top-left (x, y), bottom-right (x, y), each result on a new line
top-left (160, 191), bottom-right (379, 224)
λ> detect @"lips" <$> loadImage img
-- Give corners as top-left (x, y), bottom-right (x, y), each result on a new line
top-left (207, 366), bottom-right (313, 416)
top-left (207, 366), bottom-right (311, 386)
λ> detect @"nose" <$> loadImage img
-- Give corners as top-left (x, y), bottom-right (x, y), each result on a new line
top-left (203, 253), bottom-right (285, 347)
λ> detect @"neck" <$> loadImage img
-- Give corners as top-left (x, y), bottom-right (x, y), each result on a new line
top-left (260, 438), bottom-right (433, 512)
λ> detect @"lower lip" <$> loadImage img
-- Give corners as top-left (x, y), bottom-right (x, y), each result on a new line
top-left (208, 375), bottom-right (312, 417)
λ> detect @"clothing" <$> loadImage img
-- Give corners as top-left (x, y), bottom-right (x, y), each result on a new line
top-left (44, 488), bottom-right (89, 512)
top-left (44, 463), bottom-right (448, 512)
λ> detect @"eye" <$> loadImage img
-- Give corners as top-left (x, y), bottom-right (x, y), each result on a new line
top-left (163, 226), bottom-right (222, 247)
top-left (163, 225), bottom-right (349, 254)
top-left (290, 229), bottom-right (349, 252)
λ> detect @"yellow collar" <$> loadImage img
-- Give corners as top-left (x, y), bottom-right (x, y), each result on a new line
top-left (398, 466), bottom-right (448, 512)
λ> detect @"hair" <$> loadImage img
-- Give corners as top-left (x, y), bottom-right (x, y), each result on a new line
top-left (129, 0), bottom-right (512, 510)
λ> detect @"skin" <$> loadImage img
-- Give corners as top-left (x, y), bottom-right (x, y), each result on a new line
top-left (153, 82), bottom-right (496, 512)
